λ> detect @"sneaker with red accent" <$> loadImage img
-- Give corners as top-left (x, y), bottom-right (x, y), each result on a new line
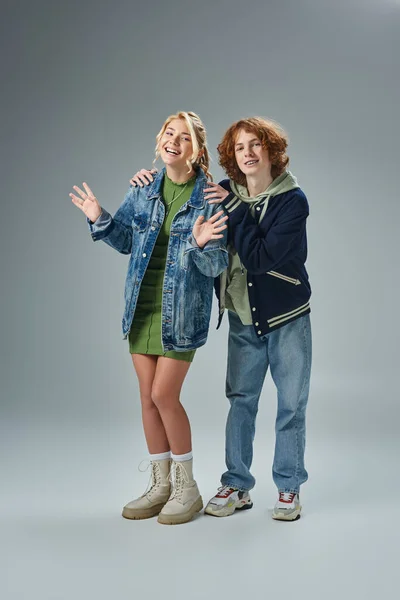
top-left (204, 485), bottom-right (253, 517)
top-left (272, 492), bottom-right (301, 521)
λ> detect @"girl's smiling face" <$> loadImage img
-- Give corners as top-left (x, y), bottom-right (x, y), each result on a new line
top-left (159, 118), bottom-right (194, 169)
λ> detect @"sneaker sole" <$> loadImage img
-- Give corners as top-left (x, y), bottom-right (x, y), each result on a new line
top-left (272, 506), bottom-right (302, 521)
top-left (122, 502), bottom-right (166, 520)
top-left (157, 496), bottom-right (204, 525)
top-left (204, 499), bottom-right (253, 518)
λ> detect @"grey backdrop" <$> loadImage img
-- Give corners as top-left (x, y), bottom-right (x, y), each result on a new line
top-left (1, 0), bottom-right (399, 599)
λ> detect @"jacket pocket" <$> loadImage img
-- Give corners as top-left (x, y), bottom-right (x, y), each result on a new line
top-left (174, 228), bottom-right (191, 242)
top-left (181, 247), bottom-right (191, 271)
top-left (132, 213), bottom-right (148, 232)
top-left (267, 270), bottom-right (301, 285)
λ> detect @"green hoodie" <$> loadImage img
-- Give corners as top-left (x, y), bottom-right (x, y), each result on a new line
top-left (224, 171), bottom-right (299, 325)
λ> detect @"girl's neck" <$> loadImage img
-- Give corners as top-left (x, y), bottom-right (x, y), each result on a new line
top-left (165, 164), bottom-right (195, 184)
top-left (246, 172), bottom-right (274, 197)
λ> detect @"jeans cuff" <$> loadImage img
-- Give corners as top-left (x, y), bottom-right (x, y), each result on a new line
top-left (278, 488), bottom-right (300, 494)
top-left (220, 479), bottom-right (250, 492)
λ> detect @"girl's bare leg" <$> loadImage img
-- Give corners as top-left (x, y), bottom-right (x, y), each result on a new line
top-left (131, 354), bottom-right (170, 454)
top-left (151, 357), bottom-right (192, 455)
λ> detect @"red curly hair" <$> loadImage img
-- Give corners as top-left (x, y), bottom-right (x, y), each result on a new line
top-left (218, 117), bottom-right (289, 186)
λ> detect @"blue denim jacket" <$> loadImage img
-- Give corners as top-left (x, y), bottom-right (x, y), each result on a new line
top-left (88, 168), bottom-right (228, 350)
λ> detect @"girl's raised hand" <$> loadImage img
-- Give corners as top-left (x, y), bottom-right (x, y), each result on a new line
top-left (204, 181), bottom-right (230, 204)
top-left (192, 210), bottom-right (228, 249)
top-left (70, 182), bottom-right (102, 223)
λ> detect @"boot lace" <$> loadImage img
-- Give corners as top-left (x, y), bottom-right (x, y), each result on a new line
top-left (168, 461), bottom-right (189, 503)
top-left (137, 460), bottom-right (163, 500)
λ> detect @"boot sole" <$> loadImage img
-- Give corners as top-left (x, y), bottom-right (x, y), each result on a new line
top-left (205, 500), bottom-right (253, 518)
top-left (122, 502), bottom-right (166, 520)
top-left (272, 506), bottom-right (302, 521)
top-left (157, 496), bottom-right (204, 525)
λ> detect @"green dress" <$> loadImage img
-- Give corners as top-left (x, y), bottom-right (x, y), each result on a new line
top-left (128, 173), bottom-right (197, 362)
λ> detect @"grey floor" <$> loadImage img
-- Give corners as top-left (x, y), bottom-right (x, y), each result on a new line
top-left (2, 374), bottom-right (398, 600)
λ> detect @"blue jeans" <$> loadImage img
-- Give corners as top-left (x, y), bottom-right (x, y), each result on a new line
top-left (221, 311), bottom-right (312, 493)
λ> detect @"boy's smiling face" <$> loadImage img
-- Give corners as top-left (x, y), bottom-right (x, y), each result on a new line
top-left (234, 129), bottom-right (272, 178)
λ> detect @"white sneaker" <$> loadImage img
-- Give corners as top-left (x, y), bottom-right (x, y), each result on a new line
top-left (122, 459), bottom-right (171, 520)
top-left (272, 492), bottom-right (301, 521)
top-left (157, 459), bottom-right (203, 525)
top-left (204, 485), bottom-right (253, 517)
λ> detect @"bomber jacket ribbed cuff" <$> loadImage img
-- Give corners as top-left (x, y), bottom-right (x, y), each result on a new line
top-left (221, 193), bottom-right (244, 214)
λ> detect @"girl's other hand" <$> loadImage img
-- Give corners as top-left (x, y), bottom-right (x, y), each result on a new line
top-left (70, 182), bottom-right (102, 223)
top-left (192, 210), bottom-right (228, 249)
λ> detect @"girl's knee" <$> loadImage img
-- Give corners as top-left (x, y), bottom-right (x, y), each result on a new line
top-left (151, 387), bottom-right (178, 411)
top-left (141, 394), bottom-right (157, 411)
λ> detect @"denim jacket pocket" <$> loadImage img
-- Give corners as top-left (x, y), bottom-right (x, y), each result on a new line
top-left (175, 228), bottom-right (192, 241)
top-left (132, 213), bottom-right (149, 233)
top-left (172, 229), bottom-right (191, 271)
top-left (181, 248), bottom-right (191, 271)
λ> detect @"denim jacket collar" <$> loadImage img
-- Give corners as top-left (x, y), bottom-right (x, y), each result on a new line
top-left (146, 167), bottom-right (207, 209)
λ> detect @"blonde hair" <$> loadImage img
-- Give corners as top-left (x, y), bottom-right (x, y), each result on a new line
top-left (154, 111), bottom-right (212, 180)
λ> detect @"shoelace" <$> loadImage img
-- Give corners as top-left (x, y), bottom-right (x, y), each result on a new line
top-left (216, 485), bottom-right (236, 498)
top-left (137, 460), bottom-right (163, 499)
top-left (279, 492), bottom-right (296, 503)
top-left (168, 461), bottom-right (190, 502)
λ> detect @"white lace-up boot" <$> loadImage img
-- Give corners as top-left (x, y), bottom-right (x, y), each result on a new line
top-left (122, 459), bottom-right (171, 520)
top-left (157, 459), bottom-right (203, 525)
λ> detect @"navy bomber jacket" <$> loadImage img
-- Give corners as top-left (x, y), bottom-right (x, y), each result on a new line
top-left (215, 179), bottom-right (311, 336)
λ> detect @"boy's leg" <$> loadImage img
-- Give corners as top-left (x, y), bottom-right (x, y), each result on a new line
top-left (268, 315), bottom-right (312, 494)
top-left (221, 311), bottom-right (269, 491)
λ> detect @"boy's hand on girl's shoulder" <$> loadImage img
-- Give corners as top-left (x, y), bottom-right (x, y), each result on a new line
top-left (204, 181), bottom-right (230, 205)
top-left (130, 168), bottom-right (157, 188)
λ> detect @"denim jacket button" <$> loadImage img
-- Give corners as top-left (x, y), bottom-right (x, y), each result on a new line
top-left (248, 282), bottom-right (253, 287)
top-left (258, 330), bottom-right (262, 335)
top-left (255, 322), bottom-right (259, 326)
top-left (151, 226), bottom-right (156, 231)
top-left (252, 307), bottom-right (256, 311)
top-left (142, 253), bottom-right (147, 257)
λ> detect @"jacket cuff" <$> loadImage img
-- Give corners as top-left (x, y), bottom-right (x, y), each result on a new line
top-left (87, 209), bottom-right (112, 235)
top-left (188, 234), bottom-right (200, 249)
top-left (186, 236), bottom-right (225, 254)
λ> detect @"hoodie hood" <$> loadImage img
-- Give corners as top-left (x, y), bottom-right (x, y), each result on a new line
top-left (230, 170), bottom-right (299, 222)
